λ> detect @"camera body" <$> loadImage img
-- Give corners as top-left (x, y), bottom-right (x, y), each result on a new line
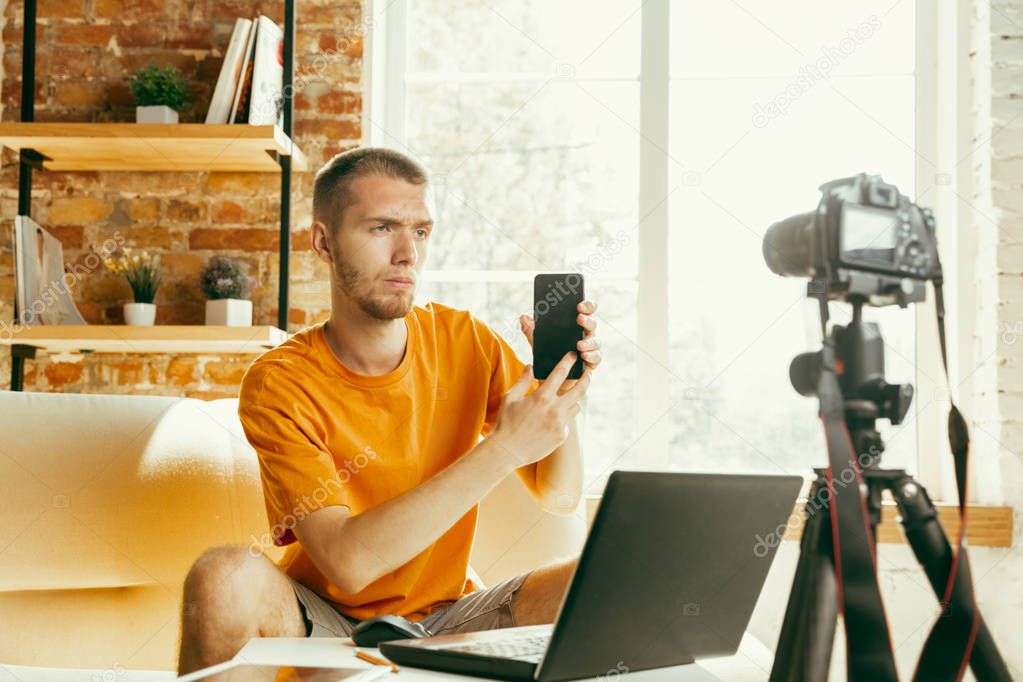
top-left (764, 173), bottom-right (940, 307)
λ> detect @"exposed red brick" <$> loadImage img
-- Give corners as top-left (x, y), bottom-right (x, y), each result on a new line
top-left (290, 229), bottom-right (314, 251)
top-left (124, 197), bottom-right (160, 221)
top-left (47, 224), bottom-right (85, 249)
top-left (166, 199), bottom-right (206, 222)
top-left (316, 90), bottom-right (361, 115)
top-left (50, 49), bottom-right (98, 78)
top-left (99, 357), bottom-right (148, 385)
top-left (2, 22), bottom-right (43, 45)
top-left (94, 0), bottom-right (166, 21)
top-left (114, 23), bottom-right (165, 49)
top-left (49, 196), bottom-right (112, 224)
top-left (203, 357), bottom-right (252, 385)
top-left (165, 24), bottom-right (213, 50)
top-left (53, 79), bottom-right (106, 107)
top-left (55, 24), bottom-right (115, 47)
top-left (118, 51), bottom-right (197, 78)
top-left (300, 2), bottom-right (360, 27)
top-left (165, 356), bottom-right (198, 386)
top-left (189, 228), bottom-right (279, 251)
top-left (294, 117), bottom-right (361, 140)
top-left (38, 0), bottom-right (84, 18)
top-left (45, 361), bottom-right (84, 387)
top-left (205, 173), bottom-right (279, 197)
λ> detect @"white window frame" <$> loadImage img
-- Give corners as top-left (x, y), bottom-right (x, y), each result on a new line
top-left (363, 0), bottom-right (983, 501)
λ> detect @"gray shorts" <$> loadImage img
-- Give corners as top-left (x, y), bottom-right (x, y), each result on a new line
top-left (289, 571), bottom-right (533, 638)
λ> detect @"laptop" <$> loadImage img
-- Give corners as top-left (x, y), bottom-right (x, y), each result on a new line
top-left (380, 471), bottom-right (801, 681)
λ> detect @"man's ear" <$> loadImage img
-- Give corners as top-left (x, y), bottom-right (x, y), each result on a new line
top-left (311, 220), bottom-right (334, 264)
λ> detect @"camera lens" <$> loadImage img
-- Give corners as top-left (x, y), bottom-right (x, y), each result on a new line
top-left (763, 211), bottom-right (816, 278)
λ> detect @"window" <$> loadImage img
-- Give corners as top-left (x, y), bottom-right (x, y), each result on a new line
top-left (369, 0), bottom-right (926, 494)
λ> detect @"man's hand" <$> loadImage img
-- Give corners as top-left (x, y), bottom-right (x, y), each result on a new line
top-left (519, 299), bottom-right (602, 395)
top-left (489, 352), bottom-right (591, 469)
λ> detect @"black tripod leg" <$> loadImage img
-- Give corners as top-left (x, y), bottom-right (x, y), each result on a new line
top-left (769, 482), bottom-right (838, 682)
top-left (891, 476), bottom-right (1012, 682)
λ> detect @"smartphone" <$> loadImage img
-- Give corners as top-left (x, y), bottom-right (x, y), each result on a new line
top-left (533, 272), bottom-right (585, 380)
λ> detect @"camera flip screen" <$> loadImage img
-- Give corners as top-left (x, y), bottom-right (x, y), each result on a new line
top-left (840, 203), bottom-right (898, 264)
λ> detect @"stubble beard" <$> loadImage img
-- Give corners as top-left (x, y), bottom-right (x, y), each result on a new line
top-left (333, 254), bottom-right (414, 321)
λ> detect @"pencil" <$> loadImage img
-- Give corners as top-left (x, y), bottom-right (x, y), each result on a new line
top-left (355, 649), bottom-right (400, 673)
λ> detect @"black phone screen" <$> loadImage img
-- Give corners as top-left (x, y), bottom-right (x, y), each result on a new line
top-left (533, 272), bottom-right (585, 380)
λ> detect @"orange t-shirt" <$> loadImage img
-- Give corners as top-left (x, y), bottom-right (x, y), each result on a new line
top-left (238, 301), bottom-right (537, 622)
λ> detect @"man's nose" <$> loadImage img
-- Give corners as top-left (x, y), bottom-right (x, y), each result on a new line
top-left (395, 232), bottom-right (418, 266)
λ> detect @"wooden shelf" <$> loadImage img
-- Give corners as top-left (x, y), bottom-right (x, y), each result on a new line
top-left (0, 123), bottom-right (307, 172)
top-left (1, 325), bottom-right (289, 355)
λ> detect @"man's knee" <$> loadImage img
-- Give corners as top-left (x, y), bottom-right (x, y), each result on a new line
top-left (182, 545), bottom-right (273, 618)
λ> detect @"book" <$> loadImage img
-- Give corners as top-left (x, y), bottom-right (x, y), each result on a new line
top-left (229, 17), bottom-right (259, 124)
top-left (247, 15), bottom-right (284, 126)
top-left (205, 17), bottom-right (254, 124)
top-left (13, 215), bottom-right (87, 326)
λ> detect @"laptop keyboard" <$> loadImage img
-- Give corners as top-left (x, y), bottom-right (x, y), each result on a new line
top-left (446, 633), bottom-right (551, 662)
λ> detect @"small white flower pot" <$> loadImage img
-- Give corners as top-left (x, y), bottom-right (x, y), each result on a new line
top-left (206, 298), bottom-right (252, 326)
top-left (124, 302), bottom-right (156, 326)
top-left (136, 105), bottom-right (178, 124)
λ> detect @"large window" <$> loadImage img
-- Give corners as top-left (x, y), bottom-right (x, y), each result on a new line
top-left (369, 0), bottom-right (921, 493)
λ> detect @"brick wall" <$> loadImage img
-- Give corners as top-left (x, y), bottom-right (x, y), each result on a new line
top-left (0, 0), bottom-right (363, 395)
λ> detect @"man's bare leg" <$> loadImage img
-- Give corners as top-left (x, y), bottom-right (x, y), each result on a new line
top-left (511, 557), bottom-right (579, 625)
top-left (177, 545), bottom-right (307, 676)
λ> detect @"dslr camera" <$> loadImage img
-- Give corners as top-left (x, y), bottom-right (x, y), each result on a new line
top-left (763, 173), bottom-right (940, 307)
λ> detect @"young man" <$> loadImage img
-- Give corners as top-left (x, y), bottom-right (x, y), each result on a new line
top-left (177, 147), bottom-right (602, 675)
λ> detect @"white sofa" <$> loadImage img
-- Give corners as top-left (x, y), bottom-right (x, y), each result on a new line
top-left (0, 390), bottom-right (588, 681)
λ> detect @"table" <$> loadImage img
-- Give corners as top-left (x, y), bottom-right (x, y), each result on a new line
top-left (178, 632), bottom-right (776, 681)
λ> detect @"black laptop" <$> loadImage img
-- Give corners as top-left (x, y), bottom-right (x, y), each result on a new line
top-left (379, 471), bottom-right (801, 681)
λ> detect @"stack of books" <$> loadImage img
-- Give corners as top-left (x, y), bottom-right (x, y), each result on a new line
top-left (205, 15), bottom-right (285, 126)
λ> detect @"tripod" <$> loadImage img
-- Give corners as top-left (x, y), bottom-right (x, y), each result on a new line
top-left (768, 304), bottom-right (1011, 681)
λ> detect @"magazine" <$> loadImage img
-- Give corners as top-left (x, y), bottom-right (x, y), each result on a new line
top-left (205, 17), bottom-right (254, 124)
top-left (13, 215), bottom-right (87, 326)
top-left (247, 15), bottom-right (284, 127)
top-left (229, 17), bottom-right (259, 124)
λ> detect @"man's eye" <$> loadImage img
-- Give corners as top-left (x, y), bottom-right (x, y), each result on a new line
top-left (416, 229), bottom-right (430, 238)
top-left (373, 225), bottom-right (388, 232)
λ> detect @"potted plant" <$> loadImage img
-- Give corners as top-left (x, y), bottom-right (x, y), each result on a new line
top-left (102, 249), bottom-right (161, 325)
top-left (127, 63), bottom-right (190, 124)
top-left (201, 255), bottom-right (253, 326)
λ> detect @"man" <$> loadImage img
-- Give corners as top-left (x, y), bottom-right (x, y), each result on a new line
top-left (177, 147), bottom-right (602, 674)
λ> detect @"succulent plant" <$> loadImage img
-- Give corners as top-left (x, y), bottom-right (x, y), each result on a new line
top-left (200, 255), bottom-right (251, 300)
top-left (127, 63), bottom-right (190, 110)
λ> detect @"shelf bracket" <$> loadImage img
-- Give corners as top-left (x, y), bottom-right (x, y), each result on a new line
top-left (19, 147), bottom-right (49, 170)
top-left (10, 344), bottom-right (37, 392)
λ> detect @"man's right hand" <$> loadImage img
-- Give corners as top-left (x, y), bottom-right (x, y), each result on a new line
top-left (489, 351), bottom-right (591, 469)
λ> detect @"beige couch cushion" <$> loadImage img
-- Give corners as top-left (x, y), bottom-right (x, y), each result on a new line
top-left (0, 390), bottom-right (586, 672)
top-left (0, 392), bottom-right (272, 592)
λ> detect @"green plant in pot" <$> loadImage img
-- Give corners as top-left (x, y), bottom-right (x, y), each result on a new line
top-left (201, 255), bottom-right (254, 327)
top-left (102, 249), bottom-right (162, 325)
top-left (127, 63), bottom-right (190, 124)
